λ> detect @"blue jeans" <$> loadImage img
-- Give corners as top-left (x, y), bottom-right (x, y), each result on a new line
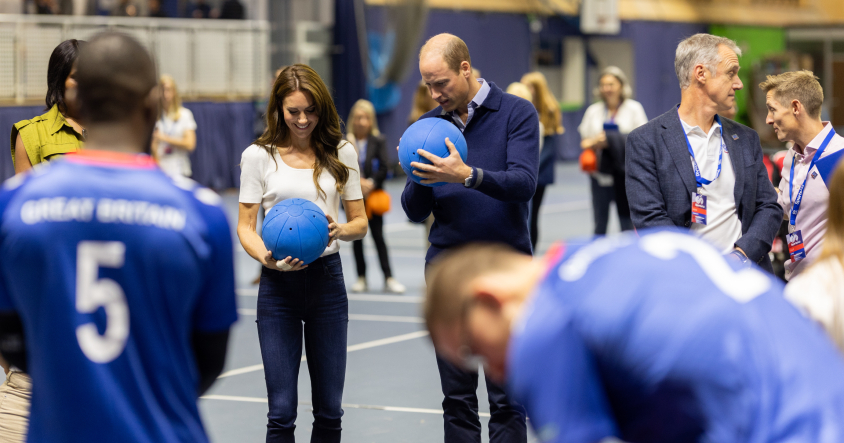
top-left (257, 253), bottom-right (348, 443)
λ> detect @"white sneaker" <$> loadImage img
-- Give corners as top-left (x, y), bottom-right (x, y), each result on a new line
top-left (351, 277), bottom-right (367, 293)
top-left (385, 277), bottom-right (406, 294)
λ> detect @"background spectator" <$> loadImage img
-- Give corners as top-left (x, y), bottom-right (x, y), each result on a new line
top-left (625, 33), bottom-right (781, 271)
top-left (148, 0), bottom-right (166, 17)
top-left (218, 0), bottom-right (244, 19)
top-left (111, 0), bottom-right (138, 16)
top-left (33, 0), bottom-right (56, 14)
top-left (521, 71), bottom-right (563, 248)
top-left (761, 71), bottom-right (844, 280)
top-left (346, 99), bottom-right (406, 294)
top-left (579, 66), bottom-right (646, 235)
top-left (153, 74), bottom-right (197, 177)
top-left (11, 39), bottom-right (86, 174)
top-left (188, 0), bottom-right (210, 18)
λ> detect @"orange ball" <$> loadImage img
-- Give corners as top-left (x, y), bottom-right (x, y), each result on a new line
top-left (366, 189), bottom-right (391, 218)
top-left (580, 149), bottom-right (598, 173)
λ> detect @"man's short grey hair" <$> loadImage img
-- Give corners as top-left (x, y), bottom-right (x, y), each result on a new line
top-left (675, 33), bottom-right (742, 90)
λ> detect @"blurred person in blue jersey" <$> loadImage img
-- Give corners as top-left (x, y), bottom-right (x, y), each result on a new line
top-left (424, 230), bottom-right (844, 443)
top-left (0, 32), bottom-right (237, 443)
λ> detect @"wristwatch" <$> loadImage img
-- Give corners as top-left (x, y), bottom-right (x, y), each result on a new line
top-left (464, 167), bottom-right (474, 188)
top-left (730, 249), bottom-right (749, 265)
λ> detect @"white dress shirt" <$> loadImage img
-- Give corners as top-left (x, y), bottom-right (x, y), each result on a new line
top-left (681, 117), bottom-right (742, 253)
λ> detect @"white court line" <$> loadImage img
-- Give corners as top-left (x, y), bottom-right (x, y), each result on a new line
top-left (217, 330), bottom-right (429, 378)
top-left (236, 309), bottom-right (423, 323)
top-left (539, 199), bottom-right (590, 215)
top-left (201, 395), bottom-right (491, 418)
top-left (347, 293), bottom-right (422, 303)
top-left (237, 288), bottom-right (422, 304)
top-left (348, 314), bottom-right (424, 323)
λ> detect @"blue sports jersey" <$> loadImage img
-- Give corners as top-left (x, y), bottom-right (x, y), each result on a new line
top-left (0, 152), bottom-right (238, 443)
top-left (508, 229), bottom-right (844, 443)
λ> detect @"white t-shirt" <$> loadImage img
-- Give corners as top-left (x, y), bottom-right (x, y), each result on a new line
top-left (155, 107), bottom-right (197, 177)
top-left (578, 99), bottom-right (648, 139)
top-left (578, 99), bottom-right (648, 186)
top-left (681, 118), bottom-right (742, 254)
top-left (785, 257), bottom-right (844, 354)
top-left (238, 141), bottom-right (363, 256)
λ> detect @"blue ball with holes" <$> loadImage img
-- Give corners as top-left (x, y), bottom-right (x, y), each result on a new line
top-left (399, 118), bottom-right (468, 187)
top-left (261, 198), bottom-right (329, 265)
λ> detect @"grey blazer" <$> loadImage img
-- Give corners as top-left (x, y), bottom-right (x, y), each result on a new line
top-left (625, 107), bottom-right (782, 272)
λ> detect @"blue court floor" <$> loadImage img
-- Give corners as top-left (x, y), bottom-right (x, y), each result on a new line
top-left (200, 163), bottom-right (625, 442)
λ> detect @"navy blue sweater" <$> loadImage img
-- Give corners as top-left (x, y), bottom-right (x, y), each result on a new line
top-left (401, 82), bottom-right (540, 261)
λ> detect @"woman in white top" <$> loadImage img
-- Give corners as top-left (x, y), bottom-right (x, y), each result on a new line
top-left (237, 64), bottom-right (367, 442)
top-left (578, 66), bottom-right (648, 235)
top-left (785, 162), bottom-right (844, 355)
top-left (153, 75), bottom-right (196, 177)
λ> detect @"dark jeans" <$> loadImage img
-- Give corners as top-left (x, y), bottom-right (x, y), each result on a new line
top-left (590, 175), bottom-right (633, 235)
top-left (352, 214), bottom-right (392, 279)
top-left (529, 184), bottom-right (547, 251)
top-left (436, 356), bottom-right (527, 443)
top-left (257, 253), bottom-right (348, 443)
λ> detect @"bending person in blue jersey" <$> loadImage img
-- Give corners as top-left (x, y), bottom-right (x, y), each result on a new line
top-left (0, 32), bottom-right (237, 443)
top-left (424, 230), bottom-right (844, 443)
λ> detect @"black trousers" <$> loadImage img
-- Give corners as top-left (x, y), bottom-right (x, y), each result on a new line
top-left (424, 261), bottom-right (526, 443)
top-left (590, 174), bottom-right (633, 235)
top-left (529, 184), bottom-right (547, 251)
top-left (436, 356), bottom-right (527, 443)
top-left (352, 214), bottom-right (392, 279)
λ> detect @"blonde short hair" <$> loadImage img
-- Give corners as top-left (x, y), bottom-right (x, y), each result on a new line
top-left (506, 82), bottom-right (533, 103)
top-left (348, 99), bottom-right (380, 137)
top-left (758, 70), bottom-right (824, 119)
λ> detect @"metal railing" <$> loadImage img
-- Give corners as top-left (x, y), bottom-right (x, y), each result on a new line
top-left (0, 14), bottom-right (270, 104)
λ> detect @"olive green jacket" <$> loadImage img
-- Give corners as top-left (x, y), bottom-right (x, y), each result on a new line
top-left (10, 104), bottom-right (83, 168)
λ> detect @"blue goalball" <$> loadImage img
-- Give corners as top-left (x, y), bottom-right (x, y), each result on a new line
top-left (398, 118), bottom-right (468, 187)
top-left (262, 198), bottom-right (330, 265)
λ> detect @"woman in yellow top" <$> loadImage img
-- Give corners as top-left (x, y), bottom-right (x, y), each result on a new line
top-left (10, 39), bottom-right (87, 174)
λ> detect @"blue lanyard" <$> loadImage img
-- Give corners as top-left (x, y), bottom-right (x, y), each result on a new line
top-left (788, 128), bottom-right (836, 229)
top-left (680, 111), bottom-right (725, 189)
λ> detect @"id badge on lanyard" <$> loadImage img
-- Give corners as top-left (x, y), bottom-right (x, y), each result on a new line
top-left (681, 111), bottom-right (724, 226)
top-left (691, 190), bottom-right (707, 225)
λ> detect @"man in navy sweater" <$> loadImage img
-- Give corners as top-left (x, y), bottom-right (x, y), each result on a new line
top-left (401, 33), bottom-right (539, 443)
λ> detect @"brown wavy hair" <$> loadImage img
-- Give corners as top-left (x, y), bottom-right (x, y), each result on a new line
top-left (255, 64), bottom-right (350, 200)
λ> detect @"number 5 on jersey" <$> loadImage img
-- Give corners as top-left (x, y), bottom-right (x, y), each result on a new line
top-left (76, 241), bottom-right (129, 363)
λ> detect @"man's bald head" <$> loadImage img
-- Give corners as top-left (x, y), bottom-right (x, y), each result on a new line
top-left (419, 33), bottom-right (471, 74)
top-left (74, 32), bottom-right (158, 124)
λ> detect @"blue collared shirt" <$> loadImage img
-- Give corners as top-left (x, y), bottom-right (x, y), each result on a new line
top-left (443, 78), bottom-right (490, 132)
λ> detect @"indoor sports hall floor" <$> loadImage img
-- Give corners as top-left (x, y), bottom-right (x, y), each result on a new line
top-left (200, 163), bottom-right (622, 443)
